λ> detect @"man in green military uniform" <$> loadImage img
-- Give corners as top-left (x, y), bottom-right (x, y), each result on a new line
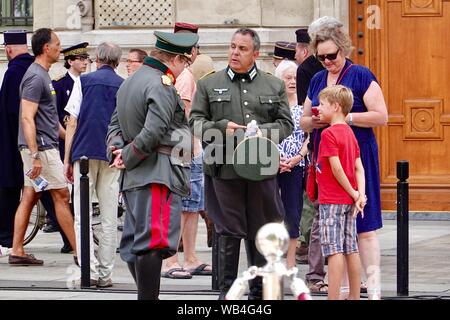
top-left (106, 31), bottom-right (198, 300)
top-left (189, 28), bottom-right (294, 300)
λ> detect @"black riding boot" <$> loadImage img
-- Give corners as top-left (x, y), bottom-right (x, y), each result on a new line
top-left (218, 235), bottom-right (241, 300)
top-left (245, 240), bottom-right (267, 300)
top-left (135, 251), bottom-right (163, 300)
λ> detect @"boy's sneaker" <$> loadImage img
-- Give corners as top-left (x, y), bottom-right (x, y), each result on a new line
top-left (0, 246), bottom-right (11, 258)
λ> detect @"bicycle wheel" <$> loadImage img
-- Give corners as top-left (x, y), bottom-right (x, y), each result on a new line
top-left (23, 200), bottom-right (46, 246)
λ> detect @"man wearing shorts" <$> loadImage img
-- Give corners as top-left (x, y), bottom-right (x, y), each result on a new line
top-left (8, 28), bottom-right (77, 266)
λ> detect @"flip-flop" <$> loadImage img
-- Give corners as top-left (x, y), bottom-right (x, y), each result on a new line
top-left (186, 263), bottom-right (212, 276)
top-left (161, 268), bottom-right (192, 279)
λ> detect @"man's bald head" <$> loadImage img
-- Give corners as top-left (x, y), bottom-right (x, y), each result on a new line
top-left (5, 44), bottom-right (29, 61)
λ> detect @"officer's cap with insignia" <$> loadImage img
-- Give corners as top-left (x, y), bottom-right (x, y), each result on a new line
top-left (273, 41), bottom-right (296, 61)
top-left (154, 31), bottom-right (199, 58)
top-left (61, 42), bottom-right (89, 60)
top-left (3, 30), bottom-right (28, 45)
top-left (296, 28), bottom-right (311, 44)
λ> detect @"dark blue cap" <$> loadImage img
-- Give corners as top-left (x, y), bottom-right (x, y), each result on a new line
top-left (3, 30), bottom-right (27, 45)
top-left (296, 28), bottom-right (310, 44)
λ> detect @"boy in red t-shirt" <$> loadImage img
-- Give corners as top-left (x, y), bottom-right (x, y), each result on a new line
top-left (316, 85), bottom-right (366, 300)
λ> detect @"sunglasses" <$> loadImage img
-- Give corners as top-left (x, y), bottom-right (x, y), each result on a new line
top-left (316, 49), bottom-right (340, 62)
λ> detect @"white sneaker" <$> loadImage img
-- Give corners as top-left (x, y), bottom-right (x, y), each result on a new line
top-left (0, 246), bottom-right (11, 258)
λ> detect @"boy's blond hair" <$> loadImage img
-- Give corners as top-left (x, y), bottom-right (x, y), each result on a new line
top-left (318, 85), bottom-right (354, 115)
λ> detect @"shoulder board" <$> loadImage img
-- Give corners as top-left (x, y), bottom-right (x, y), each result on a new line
top-left (199, 70), bottom-right (215, 81)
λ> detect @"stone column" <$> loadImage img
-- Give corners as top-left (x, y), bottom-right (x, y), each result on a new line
top-left (313, 0), bottom-right (349, 31)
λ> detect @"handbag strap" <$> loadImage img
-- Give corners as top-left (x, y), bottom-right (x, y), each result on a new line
top-left (336, 63), bottom-right (353, 85)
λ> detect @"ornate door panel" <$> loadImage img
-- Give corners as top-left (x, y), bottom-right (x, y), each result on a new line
top-left (350, 0), bottom-right (450, 211)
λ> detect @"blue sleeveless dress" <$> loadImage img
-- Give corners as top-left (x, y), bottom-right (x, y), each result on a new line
top-left (307, 59), bottom-right (382, 233)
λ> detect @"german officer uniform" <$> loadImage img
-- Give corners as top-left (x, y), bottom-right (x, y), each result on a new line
top-left (0, 30), bottom-right (34, 248)
top-left (189, 63), bottom-right (293, 299)
top-left (106, 31), bottom-right (198, 300)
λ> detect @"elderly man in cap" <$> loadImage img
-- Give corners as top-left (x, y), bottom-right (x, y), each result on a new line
top-left (0, 30), bottom-right (34, 257)
top-left (272, 41), bottom-right (296, 67)
top-left (39, 42), bottom-right (91, 255)
top-left (190, 28), bottom-right (293, 300)
top-left (295, 28), bottom-right (324, 105)
top-left (107, 31), bottom-right (198, 300)
top-left (161, 22), bottom-right (212, 279)
top-left (64, 42), bottom-right (123, 288)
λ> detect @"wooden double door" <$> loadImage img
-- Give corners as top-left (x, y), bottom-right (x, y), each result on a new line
top-left (350, 0), bottom-right (450, 211)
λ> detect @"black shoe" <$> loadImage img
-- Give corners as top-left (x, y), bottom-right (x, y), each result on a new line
top-left (60, 244), bottom-right (73, 254)
top-left (43, 224), bottom-right (60, 233)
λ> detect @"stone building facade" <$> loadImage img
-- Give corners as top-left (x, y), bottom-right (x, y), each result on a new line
top-left (1, 0), bottom-right (349, 80)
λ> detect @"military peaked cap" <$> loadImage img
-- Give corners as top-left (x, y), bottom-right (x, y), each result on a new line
top-left (154, 31), bottom-right (199, 56)
top-left (174, 22), bottom-right (199, 34)
top-left (61, 42), bottom-right (89, 59)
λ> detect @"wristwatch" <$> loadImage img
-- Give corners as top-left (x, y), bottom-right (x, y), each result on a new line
top-left (348, 113), bottom-right (353, 126)
top-left (30, 152), bottom-right (40, 160)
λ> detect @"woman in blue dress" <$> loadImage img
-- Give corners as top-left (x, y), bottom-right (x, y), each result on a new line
top-left (300, 21), bottom-right (388, 299)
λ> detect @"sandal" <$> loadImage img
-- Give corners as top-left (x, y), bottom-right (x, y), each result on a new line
top-left (307, 280), bottom-right (328, 293)
top-left (161, 268), bottom-right (192, 279)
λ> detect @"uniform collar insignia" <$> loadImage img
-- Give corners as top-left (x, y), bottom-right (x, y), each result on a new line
top-left (226, 64), bottom-right (258, 82)
top-left (144, 56), bottom-right (176, 85)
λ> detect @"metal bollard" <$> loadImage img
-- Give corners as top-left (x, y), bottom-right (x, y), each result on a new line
top-left (226, 223), bottom-right (311, 300)
top-left (80, 156), bottom-right (90, 288)
top-left (396, 160), bottom-right (409, 296)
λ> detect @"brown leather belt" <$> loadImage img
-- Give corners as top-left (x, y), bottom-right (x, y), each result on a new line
top-left (156, 145), bottom-right (175, 156)
top-left (156, 145), bottom-right (192, 165)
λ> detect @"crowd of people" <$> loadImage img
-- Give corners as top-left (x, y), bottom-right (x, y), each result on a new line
top-left (0, 16), bottom-right (388, 300)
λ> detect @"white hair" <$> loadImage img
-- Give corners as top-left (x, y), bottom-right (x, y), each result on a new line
top-left (274, 60), bottom-right (297, 80)
top-left (308, 16), bottom-right (344, 38)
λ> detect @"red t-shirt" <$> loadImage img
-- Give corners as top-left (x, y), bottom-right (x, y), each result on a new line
top-left (316, 124), bottom-right (360, 205)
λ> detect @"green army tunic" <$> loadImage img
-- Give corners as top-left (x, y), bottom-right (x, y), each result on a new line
top-left (106, 56), bottom-right (191, 261)
top-left (189, 65), bottom-right (294, 180)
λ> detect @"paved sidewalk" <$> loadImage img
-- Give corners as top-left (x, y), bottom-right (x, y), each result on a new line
top-left (0, 219), bottom-right (449, 300)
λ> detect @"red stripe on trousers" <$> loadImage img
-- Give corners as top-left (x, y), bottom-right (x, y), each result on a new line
top-left (161, 187), bottom-right (172, 248)
top-left (149, 184), bottom-right (162, 249)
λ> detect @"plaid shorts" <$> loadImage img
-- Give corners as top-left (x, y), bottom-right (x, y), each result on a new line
top-left (319, 204), bottom-right (358, 257)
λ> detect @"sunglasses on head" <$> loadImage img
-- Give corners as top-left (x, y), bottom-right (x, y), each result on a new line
top-left (316, 49), bottom-right (340, 62)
